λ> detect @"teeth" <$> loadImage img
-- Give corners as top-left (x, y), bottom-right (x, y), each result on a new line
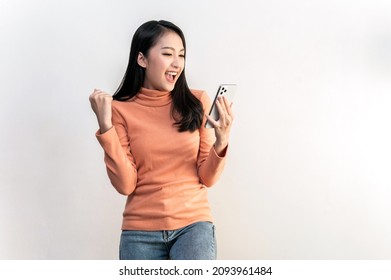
top-left (166, 71), bottom-right (177, 76)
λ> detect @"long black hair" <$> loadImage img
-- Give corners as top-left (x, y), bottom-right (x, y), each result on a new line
top-left (113, 20), bottom-right (203, 132)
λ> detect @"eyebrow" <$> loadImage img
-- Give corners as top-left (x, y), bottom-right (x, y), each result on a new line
top-left (161, 47), bottom-right (185, 52)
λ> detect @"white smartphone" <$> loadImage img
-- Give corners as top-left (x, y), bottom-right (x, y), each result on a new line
top-left (205, 84), bottom-right (237, 128)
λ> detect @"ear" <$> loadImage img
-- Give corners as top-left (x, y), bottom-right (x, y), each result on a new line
top-left (137, 52), bottom-right (147, 68)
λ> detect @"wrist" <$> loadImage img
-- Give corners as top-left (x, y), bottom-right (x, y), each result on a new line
top-left (214, 141), bottom-right (228, 157)
top-left (98, 121), bottom-right (113, 134)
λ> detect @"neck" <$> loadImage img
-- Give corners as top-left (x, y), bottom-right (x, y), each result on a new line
top-left (134, 87), bottom-right (172, 107)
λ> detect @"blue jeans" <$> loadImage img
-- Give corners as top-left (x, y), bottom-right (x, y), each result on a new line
top-left (119, 221), bottom-right (216, 260)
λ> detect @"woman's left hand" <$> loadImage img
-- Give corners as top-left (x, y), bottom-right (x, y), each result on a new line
top-left (205, 96), bottom-right (234, 156)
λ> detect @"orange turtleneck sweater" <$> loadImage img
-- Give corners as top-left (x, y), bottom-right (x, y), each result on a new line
top-left (96, 87), bottom-right (227, 230)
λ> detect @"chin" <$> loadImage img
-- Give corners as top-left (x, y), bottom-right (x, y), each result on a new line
top-left (162, 84), bottom-right (175, 92)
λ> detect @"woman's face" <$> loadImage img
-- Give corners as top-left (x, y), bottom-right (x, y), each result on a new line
top-left (139, 31), bottom-right (185, 92)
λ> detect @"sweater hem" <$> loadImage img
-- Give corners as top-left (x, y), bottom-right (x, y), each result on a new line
top-left (120, 216), bottom-right (214, 231)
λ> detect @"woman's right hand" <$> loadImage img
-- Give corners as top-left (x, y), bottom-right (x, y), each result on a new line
top-left (89, 89), bottom-right (113, 134)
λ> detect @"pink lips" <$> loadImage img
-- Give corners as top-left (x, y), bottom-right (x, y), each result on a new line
top-left (165, 71), bottom-right (177, 83)
top-left (166, 73), bottom-right (175, 83)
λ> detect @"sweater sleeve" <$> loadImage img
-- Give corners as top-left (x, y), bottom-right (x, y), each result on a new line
top-left (95, 105), bottom-right (137, 196)
top-left (197, 91), bottom-right (228, 187)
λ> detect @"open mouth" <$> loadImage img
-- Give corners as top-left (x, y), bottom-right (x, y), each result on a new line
top-left (165, 71), bottom-right (178, 83)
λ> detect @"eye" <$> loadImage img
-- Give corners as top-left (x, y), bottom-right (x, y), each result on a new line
top-left (162, 53), bottom-right (172, 56)
top-left (179, 54), bottom-right (185, 58)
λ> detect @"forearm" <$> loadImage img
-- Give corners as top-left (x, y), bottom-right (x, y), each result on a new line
top-left (96, 127), bottom-right (137, 196)
top-left (104, 153), bottom-right (137, 196)
top-left (198, 146), bottom-right (227, 187)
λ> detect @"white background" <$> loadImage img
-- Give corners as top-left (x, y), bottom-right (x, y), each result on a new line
top-left (1, 0), bottom-right (390, 259)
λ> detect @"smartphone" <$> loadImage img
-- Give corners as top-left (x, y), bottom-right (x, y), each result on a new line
top-left (205, 84), bottom-right (237, 128)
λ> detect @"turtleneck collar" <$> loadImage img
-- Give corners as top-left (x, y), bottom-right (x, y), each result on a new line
top-left (134, 87), bottom-right (172, 107)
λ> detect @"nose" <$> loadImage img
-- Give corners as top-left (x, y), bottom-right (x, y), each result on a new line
top-left (171, 55), bottom-right (181, 69)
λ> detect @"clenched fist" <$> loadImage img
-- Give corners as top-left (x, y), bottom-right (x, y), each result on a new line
top-left (89, 89), bottom-right (113, 134)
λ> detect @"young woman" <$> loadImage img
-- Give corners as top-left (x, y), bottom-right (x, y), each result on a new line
top-left (89, 20), bottom-right (234, 260)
